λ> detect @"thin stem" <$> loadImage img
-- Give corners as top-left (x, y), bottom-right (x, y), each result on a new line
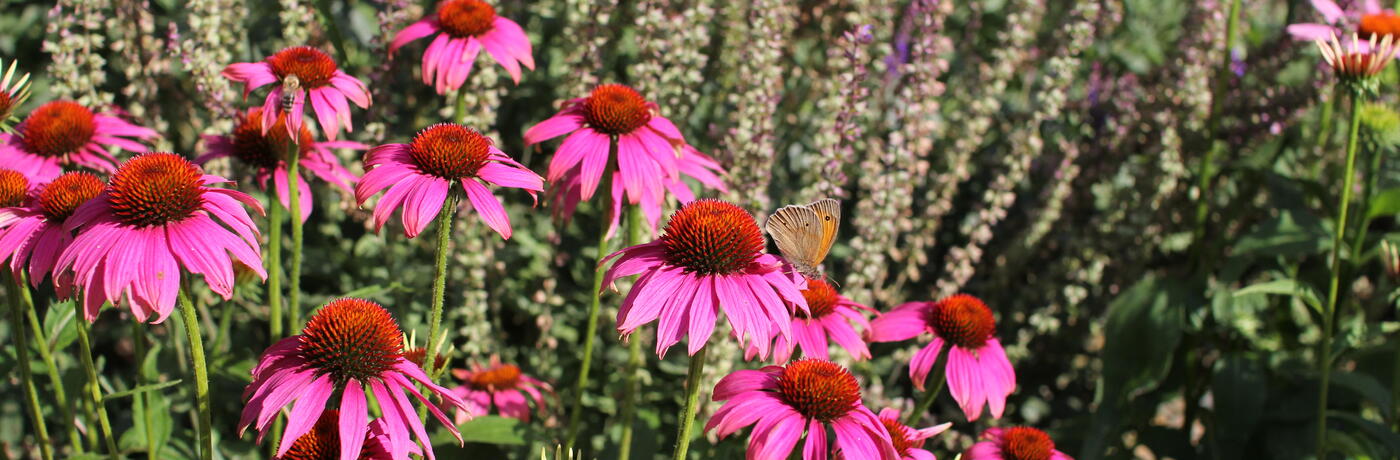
top-left (8, 277), bottom-right (53, 460)
top-left (312, 0), bottom-right (349, 64)
top-left (1350, 134), bottom-right (1383, 266)
top-left (425, 194), bottom-right (459, 381)
top-left (18, 274), bottom-right (82, 453)
top-left (1192, 0), bottom-right (1244, 266)
top-left (178, 290), bottom-right (213, 460)
top-left (1317, 91), bottom-right (1363, 460)
top-left (617, 205), bottom-right (646, 460)
top-left (455, 89), bottom-right (469, 125)
top-left (671, 345), bottom-right (708, 460)
top-left (267, 193), bottom-right (284, 340)
top-left (73, 301), bottom-right (119, 459)
top-left (565, 140), bottom-right (618, 450)
top-left (288, 143), bottom-right (305, 332)
top-left (904, 353), bottom-right (948, 426)
top-left (131, 320), bottom-right (158, 460)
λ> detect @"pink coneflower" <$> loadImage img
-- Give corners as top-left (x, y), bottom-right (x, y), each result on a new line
top-left (964, 427), bottom-right (1072, 460)
top-left (0, 172), bottom-right (103, 290)
top-left (551, 145), bottom-right (727, 237)
top-left (1288, 0), bottom-right (1400, 41)
top-left (222, 46), bottom-right (371, 140)
top-left (389, 0), bottom-right (535, 92)
top-left (53, 153), bottom-right (266, 322)
top-left (448, 357), bottom-right (552, 423)
top-left (198, 108), bottom-right (364, 222)
top-left (276, 410), bottom-right (404, 460)
top-left (869, 294), bottom-right (1016, 422)
top-left (600, 199), bottom-right (808, 359)
top-left (240, 298), bottom-right (471, 460)
top-left (526, 84), bottom-right (724, 232)
top-left (0, 58), bottom-right (32, 132)
top-left (0, 168), bottom-right (31, 208)
top-left (753, 277), bottom-right (876, 364)
top-left (1315, 32), bottom-right (1400, 82)
top-left (0, 100), bottom-right (157, 181)
top-left (706, 359), bottom-right (898, 460)
top-left (355, 123), bottom-right (542, 239)
top-left (857, 408), bottom-right (951, 460)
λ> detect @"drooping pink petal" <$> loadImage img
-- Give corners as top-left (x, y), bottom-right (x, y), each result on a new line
top-left (523, 112), bottom-right (585, 145)
top-left (462, 178), bottom-right (512, 239)
top-left (392, 19), bottom-right (441, 54)
top-left (869, 301), bottom-right (931, 342)
top-left (909, 338), bottom-right (945, 392)
top-left (802, 418), bottom-right (827, 460)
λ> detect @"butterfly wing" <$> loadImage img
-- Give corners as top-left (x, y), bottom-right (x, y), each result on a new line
top-left (765, 198), bottom-right (841, 275)
top-left (807, 198), bottom-right (840, 264)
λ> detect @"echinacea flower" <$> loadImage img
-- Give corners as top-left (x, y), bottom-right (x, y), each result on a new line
top-left (0, 58), bottom-right (32, 132)
top-left (860, 408), bottom-right (951, 460)
top-left (240, 298), bottom-right (471, 460)
top-left (53, 153), bottom-right (266, 322)
top-left (600, 199), bottom-right (808, 359)
top-left (355, 123), bottom-right (542, 239)
top-left (706, 359), bottom-right (898, 460)
top-left (869, 294), bottom-right (1016, 422)
top-left (0, 171), bottom-right (103, 290)
top-left (0, 100), bottom-right (157, 181)
top-left (526, 84), bottom-right (725, 233)
top-left (751, 277), bottom-right (876, 364)
top-left (1315, 32), bottom-right (1399, 88)
top-left (276, 410), bottom-right (408, 460)
top-left (964, 427), bottom-right (1072, 460)
top-left (0, 168), bottom-right (31, 208)
top-left (448, 357), bottom-right (552, 423)
top-left (222, 46), bottom-right (371, 140)
top-left (1288, 0), bottom-right (1400, 42)
top-left (390, 0), bottom-right (535, 93)
top-left (198, 108), bottom-right (364, 222)
top-left (551, 145), bottom-right (727, 237)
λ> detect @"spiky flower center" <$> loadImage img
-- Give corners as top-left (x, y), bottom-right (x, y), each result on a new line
top-left (468, 364), bottom-right (522, 391)
top-left (795, 278), bottom-right (839, 319)
top-left (108, 153), bottom-right (205, 227)
top-left (1000, 427), bottom-right (1054, 460)
top-left (775, 359), bottom-right (860, 422)
top-left (39, 172), bottom-right (103, 220)
top-left (437, 0), bottom-right (496, 37)
top-left (660, 200), bottom-right (765, 275)
top-left (299, 298), bottom-right (404, 385)
top-left (879, 416), bottom-right (919, 456)
top-left (582, 84), bottom-right (652, 135)
top-left (402, 347), bottom-right (446, 372)
top-left (927, 294), bottom-right (995, 349)
top-left (0, 90), bottom-right (14, 120)
top-left (266, 46), bottom-right (338, 88)
top-left (1361, 12), bottom-right (1400, 40)
top-left (231, 109), bottom-right (313, 170)
top-left (280, 410), bottom-right (341, 460)
top-left (19, 101), bottom-right (96, 158)
top-left (408, 123), bottom-right (493, 180)
top-left (0, 169), bottom-right (28, 207)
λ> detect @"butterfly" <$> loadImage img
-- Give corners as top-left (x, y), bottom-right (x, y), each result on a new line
top-left (765, 198), bottom-right (840, 279)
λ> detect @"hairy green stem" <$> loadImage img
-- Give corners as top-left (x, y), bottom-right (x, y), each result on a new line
top-left (455, 89), bottom-right (469, 124)
top-left (8, 277), bottom-right (53, 460)
top-left (73, 301), bottom-right (119, 459)
top-left (904, 353), bottom-right (948, 426)
top-left (565, 140), bottom-right (618, 450)
top-left (617, 206), bottom-right (646, 460)
top-left (18, 274), bottom-right (81, 453)
top-left (672, 345), bottom-right (708, 460)
top-left (426, 194), bottom-right (459, 381)
top-left (267, 192), bottom-right (284, 340)
top-left (131, 320), bottom-right (158, 460)
top-left (178, 290), bottom-right (213, 460)
top-left (288, 145), bottom-right (305, 331)
top-left (1317, 91), bottom-right (1363, 459)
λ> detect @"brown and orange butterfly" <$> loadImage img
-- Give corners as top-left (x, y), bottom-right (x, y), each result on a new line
top-left (764, 198), bottom-right (840, 279)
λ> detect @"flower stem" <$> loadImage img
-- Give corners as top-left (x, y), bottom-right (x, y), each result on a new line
top-left (267, 192), bottom-right (284, 340)
top-left (1317, 90), bottom-right (1364, 459)
top-left (617, 205), bottom-right (646, 460)
top-left (131, 319), bottom-right (158, 460)
top-left (672, 345), bottom-right (708, 460)
top-left (72, 301), bottom-right (119, 459)
top-left (287, 144), bottom-right (305, 332)
top-left (1192, 0), bottom-right (1243, 266)
top-left (565, 140), bottom-right (618, 451)
top-left (904, 353), bottom-right (948, 426)
top-left (455, 89), bottom-right (469, 125)
top-left (178, 289), bottom-right (214, 460)
top-left (18, 274), bottom-right (82, 453)
top-left (8, 277), bottom-right (53, 460)
top-left (425, 194), bottom-right (459, 381)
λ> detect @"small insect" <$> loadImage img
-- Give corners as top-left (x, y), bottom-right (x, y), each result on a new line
top-left (280, 75), bottom-right (300, 113)
top-left (765, 198), bottom-right (840, 279)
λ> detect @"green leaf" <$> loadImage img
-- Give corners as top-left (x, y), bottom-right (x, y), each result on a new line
top-left (1331, 371), bottom-right (1394, 420)
top-left (1366, 187), bottom-right (1400, 220)
top-left (1234, 209), bottom-right (1330, 257)
top-left (1233, 278), bottom-right (1322, 314)
top-left (1211, 353), bottom-right (1267, 459)
top-left (103, 379), bottom-right (182, 401)
top-left (1329, 410), bottom-right (1400, 456)
top-left (455, 415), bottom-right (527, 445)
top-left (43, 300), bottom-right (77, 352)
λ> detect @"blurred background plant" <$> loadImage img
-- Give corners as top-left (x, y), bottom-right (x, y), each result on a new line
top-left (1, 0), bottom-right (1398, 458)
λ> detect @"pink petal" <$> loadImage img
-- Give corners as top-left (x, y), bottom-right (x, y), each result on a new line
top-left (462, 179), bottom-right (512, 239)
top-left (338, 381), bottom-right (370, 460)
top-left (391, 19), bottom-right (440, 54)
